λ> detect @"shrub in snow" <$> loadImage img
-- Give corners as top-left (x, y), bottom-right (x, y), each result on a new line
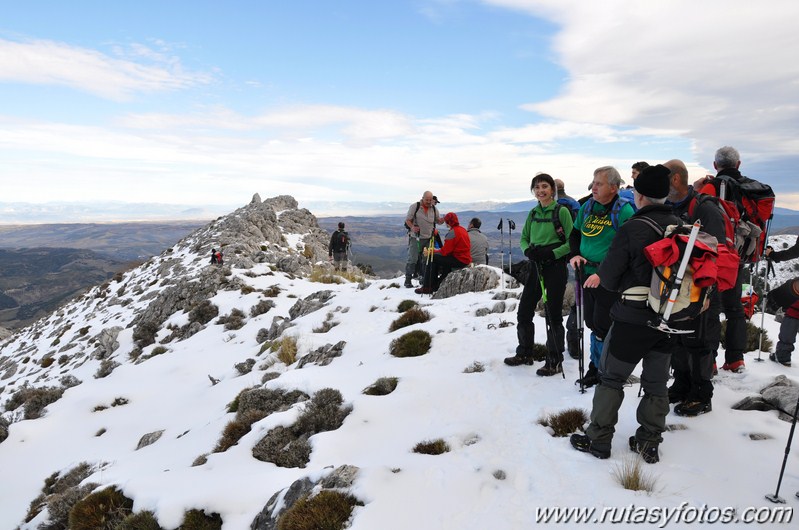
top-left (463, 361), bottom-right (485, 373)
top-left (720, 320), bottom-right (773, 353)
top-left (23, 462), bottom-right (96, 525)
top-left (613, 456), bottom-right (658, 493)
top-left (251, 388), bottom-right (351, 468)
top-left (389, 330), bottom-right (432, 358)
top-left (117, 510), bottom-right (162, 530)
top-left (413, 439), bottom-right (450, 455)
top-left (94, 359), bottom-right (120, 379)
top-left (362, 377), bottom-right (398, 396)
top-left (179, 509), bottom-right (222, 529)
top-left (277, 336), bottom-right (299, 365)
top-left (132, 320), bottom-right (160, 348)
top-left (59, 374), bottom-right (82, 388)
top-left (68, 486), bottom-right (134, 530)
top-left (188, 300), bottom-right (219, 325)
top-left (389, 307), bottom-right (432, 332)
top-left (234, 358), bottom-right (256, 375)
top-left (4, 384), bottom-right (65, 420)
top-left (213, 409), bottom-right (267, 453)
top-left (538, 408), bottom-right (589, 437)
top-left (217, 308), bottom-right (246, 330)
top-left (0, 416), bottom-right (8, 444)
top-left (250, 299), bottom-right (276, 317)
top-left (276, 490), bottom-right (361, 530)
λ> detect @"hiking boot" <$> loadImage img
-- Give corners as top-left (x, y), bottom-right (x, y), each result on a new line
top-left (674, 401), bottom-right (712, 417)
top-left (721, 360), bottom-right (745, 373)
top-left (414, 287), bottom-right (432, 294)
top-left (712, 362), bottom-right (718, 377)
top-left (567, 340), bottom-right (581, 360)
top-left (536, 361), bottom-right (563, 377)
top-left (404, 280), bottom-right (413, 288)
top-left (629, 436), bottom-right (659, 464)
top-left (503, 354), bottom-right (535, 367)
top-left (668, 391), bottom-right (686, 404)
top-left (570, 433), bottom-right (610, 459)
top-left (575, 365), bottom-right (599, 388)
top-left (769, 353), bottom-right (791, 367)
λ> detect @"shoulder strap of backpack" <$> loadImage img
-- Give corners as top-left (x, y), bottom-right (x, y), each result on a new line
top-left (610, 195), bottom-right (630, 231)
top-left (634, 215), bottom-right (665, 237)
top-left (552, 204), bottom-right (566, 243)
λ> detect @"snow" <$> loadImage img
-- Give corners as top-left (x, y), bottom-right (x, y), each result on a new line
top-left (2, 235), bottom-right (799, 529)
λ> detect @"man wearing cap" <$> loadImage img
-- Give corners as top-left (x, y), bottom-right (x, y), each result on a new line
top-left (569, 167), bottom-right (635, 388)
top-left (571, 164), bottom-right (680, 464)
top-left (405, 191), bottom-right (443, 288)
top-left (416, 212), bottom-right (471, 294)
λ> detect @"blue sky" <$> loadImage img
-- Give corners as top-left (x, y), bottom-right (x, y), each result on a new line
top-left (2, 0), bottom-right (799, 220)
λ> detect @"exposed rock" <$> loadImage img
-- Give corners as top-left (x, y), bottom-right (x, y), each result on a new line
top-left (250, 465), bottom-right (360, 530)
top-left (0, 416), bottom-right (9, 444)
top-left (432, 266), bottom-right (500, 299)
top-left (732, 375), bottom-right (799, 420)
top-left (476, 301), bottom-right (507, 317)
top-left (136, 430), bottom-right (165, 450)
top-left (297, 341), bottom-right (346, 368)
top-left (289, 291), bottom-right (335, 320)
top-left (258, 317), bottom-right (293, 343)
top-left (91, 327), bottom-right (122, 360)
top-left (0, 327), bottom-right (12, 341)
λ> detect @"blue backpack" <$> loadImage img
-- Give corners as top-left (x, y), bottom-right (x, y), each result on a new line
top-left (582, 195), bottom-right (632, 231)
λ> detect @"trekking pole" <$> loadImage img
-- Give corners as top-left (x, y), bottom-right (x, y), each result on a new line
top-left (755, 217), bottom-right (773, 362)
top-left (575, 265), bottom-right (586, 393)
top-left (536, 260), bottom-right (565, 379)
top-left (649, 221), bottom-right (702, 335)
top-left (507, 220), bottom-right (516, 276)
top-left (765, 390), bottom-right (799, 503)
top-left (498, 219), bottom-right (505, 290)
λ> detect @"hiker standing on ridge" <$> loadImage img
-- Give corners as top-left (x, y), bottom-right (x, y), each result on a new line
top-left (210, 248), bottom-right (218, 264)
top-left (695, 147), bottom-right (750, 373)
top-left (416, 212), bottom-right (471, 294)
top-left (569, 166), bottom-right (635, 387)
top-left (504, 173), bottom-right (573, 376)
top-left (664, 159), bottom-right (727, 417)
top-left (328, 222), bottom-right (350, 271)
top-left (570, 164), bottom-right (679, 464)
top-left (467, 218), bottom-right (489, 265)
top-left (404, 191), bottom-right (443, 288)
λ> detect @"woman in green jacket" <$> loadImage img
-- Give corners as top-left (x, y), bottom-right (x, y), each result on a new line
top-left (504, 173), bottom-right (574, 376)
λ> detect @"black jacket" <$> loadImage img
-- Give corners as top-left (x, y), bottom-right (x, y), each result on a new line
top-left (598, 204), bottom-right (681, 325)
top-left (770, 240), bottom-right (799, 263)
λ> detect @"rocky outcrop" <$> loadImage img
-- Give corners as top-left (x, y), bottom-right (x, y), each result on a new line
top-left (432, 266), bottom-right (500, 299)
top-left (297, 341), bottom-right (346, 368)
top-left (288, 291), bottom-right (335, 320)
top-left (732, 375), bottom-right (799, 420)
top-left (136, 430), bottom-right (164, 450)
top-left (91, 327), bottom-right (122, 359)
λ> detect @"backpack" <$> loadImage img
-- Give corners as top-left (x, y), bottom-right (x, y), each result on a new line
top-left (333, 231), bottom-right (350, 253)
top-left (699, 174), bottom-right (775, 262)
top-left (582, 195), bottom-right (632, 232)
top-left (532, 203), bottom-right (567, 243)
top-left (404, 202), bottom-right (439, 233)
top-left (686, 194), bottom-right (741, 291)
top-left (625, 218), bottom-right (719, 324)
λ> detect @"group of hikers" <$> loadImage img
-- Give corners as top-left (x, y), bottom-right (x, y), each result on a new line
top-left (396, 145), bottom-right (796, 464)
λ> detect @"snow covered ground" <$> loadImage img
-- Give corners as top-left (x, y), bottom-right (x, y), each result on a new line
top-left (1, 230), bottom-right (798, 529)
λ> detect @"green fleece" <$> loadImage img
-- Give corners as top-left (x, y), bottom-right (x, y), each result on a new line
top-left (520, 202), bottom-right (573, 259)
top-left (574, 197), bottom-right (635, 274)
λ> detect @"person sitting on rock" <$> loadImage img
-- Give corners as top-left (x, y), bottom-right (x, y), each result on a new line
top-left (416, 212), bottom-right (471, 294)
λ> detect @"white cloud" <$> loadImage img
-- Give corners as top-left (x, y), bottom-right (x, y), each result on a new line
top-left (0, 38), bottom-right (212, 101)
top-left (482, 0), bottom-right (799, 180)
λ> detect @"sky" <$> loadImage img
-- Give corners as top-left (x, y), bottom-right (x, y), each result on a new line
top-left (1, 209), bottom-right (799, 528)
top-left (2, 0), bottom-right (799, 220)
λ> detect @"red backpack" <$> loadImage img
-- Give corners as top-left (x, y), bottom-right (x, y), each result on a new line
top-left (698, 174), bottom-right (775, 262)
top-left (686, 194), bottom-right (740, 291)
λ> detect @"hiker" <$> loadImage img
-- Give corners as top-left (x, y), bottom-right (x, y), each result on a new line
top-left (555, 179), bottom-right (580, 215)
top-left (765, 243), bottom-right (799, 367)
top-left (568, 166), bottom-right (635, 387)
top-left (415, 212), bottom-right (471, 294)
top-left (504, 173), bottom-right (573, 376)
top-left (664, 159), bottom-right (727, 416)
top-left (404, 191), bottom-right (443, 288)
top-left (467, 218), bottom-right (489, 265)
top-left (328, 222), bottom-right (350, 271)
top-left (210, 248), bottom-right (218, 265)
top-left (694, 147), bottom-right (750, 372)
top-left (570, 164), bottom-right (679, 464)
top-left (215, 249), bottom-right (223, 265)
top-left (619, 161), bottom-right (648, 209)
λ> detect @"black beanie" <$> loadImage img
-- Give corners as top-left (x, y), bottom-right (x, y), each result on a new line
top-left (634, 164), bottom-right (671, 199)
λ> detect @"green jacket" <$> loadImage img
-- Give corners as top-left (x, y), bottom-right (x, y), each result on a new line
top-left (573, 196), bottom-right (635, 274)
top-left (520, 202), bottom-right (573, 260)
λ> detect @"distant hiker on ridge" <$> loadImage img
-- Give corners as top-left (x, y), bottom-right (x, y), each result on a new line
top-left (467, 218), bottom-right (489, 266)
top-left (404, 191), bottom-right (443, 288)
top-left (210, 248), bottom-right (218, 264)
top-left (328, 222), bottom-right (350, 272)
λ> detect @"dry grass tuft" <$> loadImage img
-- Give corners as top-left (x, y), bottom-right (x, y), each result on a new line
top-left (413, 438), bottom-right (450, 455)
top-left (539, 408), bottom-right (589, 437)
top-left (277, 336), bottom-right (299, 365)
top-left (613, 456), bottom-right (659, 492)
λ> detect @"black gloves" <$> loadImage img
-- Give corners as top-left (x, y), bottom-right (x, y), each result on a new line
top-left (525, 247), bottom-right (555, 262)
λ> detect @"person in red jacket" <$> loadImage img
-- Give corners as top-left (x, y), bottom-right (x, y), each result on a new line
top-left (416, 212), bottom-right (471, 294)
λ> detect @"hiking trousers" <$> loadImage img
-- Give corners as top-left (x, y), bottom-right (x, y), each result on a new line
top-left (775, 315), bottom-right (799, 364)
top-left (586, 320), bottom-right (674, 450)
top-left (406, 236), bottom-right (430, 281)
top-left (670, 291), bottom-right (721, 403)
top-left (584, 284), bottom-right (618, 366)
top-left (719, 265), bottom-right (746, 364)
top-left (516, 259), bottom-right (567, 360)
